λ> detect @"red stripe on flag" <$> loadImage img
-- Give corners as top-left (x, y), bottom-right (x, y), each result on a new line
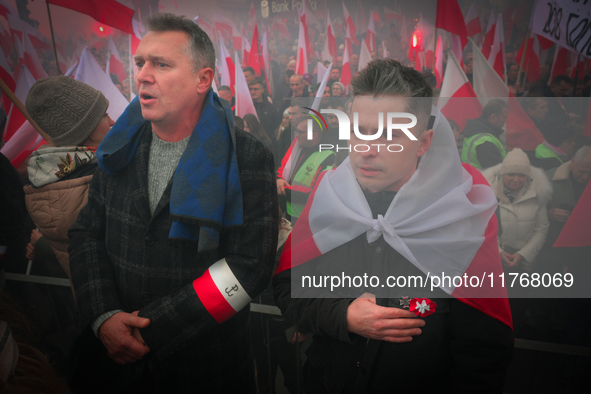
top-left (193, 269), bottom-right (236, 324)
top-left (47, 0), bottom-right (135, 35)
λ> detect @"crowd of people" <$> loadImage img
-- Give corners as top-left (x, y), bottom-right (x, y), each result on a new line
top-left (1, 2), bottom-right (590, 393)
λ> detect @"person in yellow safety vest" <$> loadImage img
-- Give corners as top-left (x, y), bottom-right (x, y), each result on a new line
top-left (461, 99), bottom-right (508, 169)
top-left (534, 127), bottom-right (576, 171)
top-left (276, 118), bottom-right (336, 223)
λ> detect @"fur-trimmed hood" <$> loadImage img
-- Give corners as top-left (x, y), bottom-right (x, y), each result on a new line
top-left (483, 163), bottom-right (553, 206)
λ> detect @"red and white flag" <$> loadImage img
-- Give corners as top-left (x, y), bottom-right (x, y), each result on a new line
top-left (570, 53), bottom-right (586, 80)
top-left (0, 119), bottom-right (44, 168)
top-left (247, 25), bottom-right (261, 77)
top-left (472, 37), bottom-right (509, 100)
top-left (248, 2), bottom-right (256, 32)
top-left (3, 64), bottom-right (35, 142)
top-left (384, 6), bottom-right (402, 22)
top-left (7, 14), bottom-right (51, 51)
top-left (340, 40), bottom-right (351, 88)
top-left (365, 12), bottom-right (377, 53)
top-left (274, 108), bottom-right (512, 329)
top-left (465, 2), bottom-right (482, 38)
top-left (554, 182), bottom-right (591, 247)
top-left (355, 0), bottom-right (367, 37)
top-left (218, 36), bottom-right (235, 96)
top-left (435, 0), bottom-right (468, 50)
top-left (358, 39), bottom-right (372, 73)
top-left (548, 46), bottom-right (569, 84)
top-left (108, 37), bottom-right (126, 84)
top-left (75, 47), bottom-right (129, 121)
top-left (342, 2), bottom-right (359, 46)
top-left (0, 47), bottom-right (15, 113)
top-left (481, 7), bottom-right (497, 59)
top-left (295, 21), bottom-right (308, 76)
top-left (299, 0), bottom-right (314, 58)
top-left (241, 34), bottom-right (251, 67)
top-left (234, 52), bottom-right (258, 119)
top-left (261, 28), bottom-right (272, 95)
top-left (271, 15), bottom-right (290, 40)
top-left (322, 9), bottom-right (337, 63)
top-left (438, 50), bottom-right (482, 131)
top-left (16, 33), bottom-right (47, 81)
top-left (0, 22), bottom-right (12, 58)
top-left (214, 12), bottom-right (242, 51)
top-left (344, 22), bottom-right (354, 64)
top-left (434, 36), bottom-right (443, 88)
top-left (47, 0), bottom-right (135, 35)
top-left (0, 0), bottom-right (17, 19)
top-left (487, 14), bottom-right (505, 80)
top-left (131, 18), bottom-right (145, 55)
top-left (514, 33), bottom-right (546, 83)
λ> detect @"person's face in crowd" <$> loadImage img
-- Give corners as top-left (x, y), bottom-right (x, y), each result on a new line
top-left (349, 98), bottom-right (433, 193)
top-left (290, 104), bottom-right (304, 126)
top-left (571, 155), bottom-right (591, 184)
top-left (488, 107), bottom-right (509, 129)
top-left (452, 126), bottom-right (462, 147)
top-left (330, 68), bottom-right (340, 81)
top-left (287, 61), bottom-right (296, 72)
top-left (325, 106), bottom-right (344, 129)
top-left (336, 56), bottom-right (343, 67)
top-left (323, 86), bottom-right (331, 97)
top-left (505, 51), bottom-right (515, 64)
top-left (249, 83), bottom-right (264, 101)
top-left (121, 80), bottom-right (131, 97)
top-left (290, 75), bottom-right (304, 96)
top-left (296, 119), bottom-right (321, 148)
top-left (558, 137), bottom-right (576, 157)
top-left (551, 81), bottom-right (571, 97)
top-left (278, 54), bottom-right (288, 66)
top-left (218, 89), bottom-right (232, 103)
top-left (527, 98), bottom-right (548, 121)
top-left (331, 84), bottom-right (342, 97)
top-left (350, 54), bottom-right (359, 68)
top-left (508, 64), bottom-right (519, 80)
top-left (503, 173), bottom-right (528, 190)
top-left (282, 112), bottom-right (290, 128)
top-left (370, 52), bottom-right (377, 60)
top-left (464, 53), bottom-right (473, 74)
top-left (135, 31), bottom-right (210, 131)
top-left (244, 71), bottom-right (255, 84)
top-left (84, 113), bottom-right (115, 147)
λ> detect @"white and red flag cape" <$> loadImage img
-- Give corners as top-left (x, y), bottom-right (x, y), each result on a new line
top-left (275, 106), bottom-right (512, 329)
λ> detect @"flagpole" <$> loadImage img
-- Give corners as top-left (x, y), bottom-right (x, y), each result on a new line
top-left (0, 78), bottom-right (53, 144)
top-left (432, 27), bottom-right (437, 70)
top-left (45, 2), bottom-right (62, 75)
top-left (516, 28), bottom-right (530, 86)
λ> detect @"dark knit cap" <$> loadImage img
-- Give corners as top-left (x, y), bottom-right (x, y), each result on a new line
top-left (26, 76), bottom-right (109, 146)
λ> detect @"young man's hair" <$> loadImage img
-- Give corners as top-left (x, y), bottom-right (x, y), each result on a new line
top-left (218, 85), bottom-right (231, 93)
top-left (243, 66), bottom-right (255, 75)
top-left (145, 13), bottom-right (215, 72)
top-left (482, 99), bottom-right (508, 120)
top-left (248, 78), bottom-right (265, 88)
top-left (350, 59), bottom-right (433, 134)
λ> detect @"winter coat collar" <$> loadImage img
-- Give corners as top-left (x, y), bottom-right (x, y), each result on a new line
top-left (483, 163), bottom-right (553, 206)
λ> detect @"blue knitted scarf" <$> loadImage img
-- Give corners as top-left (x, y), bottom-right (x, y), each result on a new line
top-left (97, 89), bottom-right (243, 250)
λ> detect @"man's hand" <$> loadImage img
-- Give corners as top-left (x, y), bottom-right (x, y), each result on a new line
top-left (346, 293), bottom-right (425, 343)
top-left (549, 208), bottom-right (570, 223)
top-left (98, 311), bottom-right (151, 364)
top-left (277, 178), bottom-right (290, 196)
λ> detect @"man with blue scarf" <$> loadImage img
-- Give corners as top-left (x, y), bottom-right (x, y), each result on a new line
top-left (68, 13), bottom-right (278, 392)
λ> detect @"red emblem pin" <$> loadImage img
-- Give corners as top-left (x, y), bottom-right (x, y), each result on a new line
top-left (409, 298), bottom-right (437, 317)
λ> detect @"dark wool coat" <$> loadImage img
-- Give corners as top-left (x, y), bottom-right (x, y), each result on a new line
top-left (68, 127), bottom-right (278, 392)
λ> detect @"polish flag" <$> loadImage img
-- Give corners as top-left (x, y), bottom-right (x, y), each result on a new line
top-left (472, 37), bottom-right (509, 101)
top-left (358, 39), bottom-right (372, 73)
top-left (502, 5), bottom-right (514, 44)
top-left (131, 18), bottom-right (145, 55)
top-left (248, 2), bottom-right (256, 32)
top-left (3, 65), bottom-right (35, 142)
top-left (355, 0), bottom-right (367, 37)
top-left (0, 120), bottom-right (45, 168)
top-left (316, 62), bottom-right (328, 87)
top-left (465, 2), bottom-right (482, 38)
top-left (295, 21), bottom-right (308, 76)
top-left (247, 25), bottom-right (261, 77)
top-left (342, 2), bottom-right (359, 46)
top-left (554, 182), bottom-right (591, 247)
top-left (434, 36), bottom-right (443, 88)
top-left (241, 34), bottom-right (251, 67)
top-left (570, 53), bottom-right (585, 80)
top-left (16, 34), bottom-right (47, 81)
top-left (47, 0), bottom-right (135, 35)
top-left (481, 8), bottom-right (497, 59)
top-left (261, 29), bottom-right (272, 95)
top-left (108, 37), bottom-right (127, 84)
top-left (344, 22), bottom-right (354, 64)
top-left (299, 0), bottom-right (314, 58)
top-left (274, 116), bottom-right (512, 329)
top-left (322, 9), bottom-right (337, 63)
top-left (271, 15), bottom-right (290, 40)
top-left (234, 53), bottom-right (258, 119)
top-left (384, 6), bottom-right (402, 22)
top-left (515, 33), bottom-right (542, 83)
top-left (438, 50), bottom-right (482, 131)
top-left (435, 0), bottom-right (468, 49)
top-left (0, 0), bottom-right (17, 19)
top-left (214, 13), bottom-right (242, 51)
top-left (75, 47), bottom-right (129, 121)
top-left (0, 47), bottom-right (15, 113)
top-left (218, 36), bottom-right (235, 96)
top-left (548, 46), bottom-right (569, 84)
top-left (0, 23), bottom-right (12, 58)
top-left (7, 14), bottom-right (51, 51)
top-left (365, 12), bottom-right (377, 53)
top-left (487, 14), bottom-right (505, 80)
top-left (340, 40), bottom-right (351, 88)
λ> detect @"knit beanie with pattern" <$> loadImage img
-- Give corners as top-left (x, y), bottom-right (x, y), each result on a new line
top-left (500, 148), bottom-right (531, 176)
top-left (26, 76), bottom-right (109, 147)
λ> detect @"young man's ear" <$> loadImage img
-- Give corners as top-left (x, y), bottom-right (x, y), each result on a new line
top-left (417, 129), bottom-right (434, 157)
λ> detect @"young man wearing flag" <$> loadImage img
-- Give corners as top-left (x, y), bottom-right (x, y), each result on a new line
top-left (273, 60), bottom-right (513, 393)
top-left (68, 13), bottom-right (277, 392)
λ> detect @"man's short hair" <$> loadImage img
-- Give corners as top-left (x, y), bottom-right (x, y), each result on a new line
top-left (243, 66), bottom-right (255, 75)
top-left (551, 75), bottom-right (572, 86)
top-left (145, 13), bottom-right (215, 72)
top-left (350, 59), bottom-right (433, 134)
top-left (218, 85), bottom-right (231, 93)
top-left (482, 99), bottom-right (508, 120)
top-left (520, 95), bottom-right (546, 111)
top-left (574, 145), bottom-right (591, 163)
top-left (291, 74), bottom-right (303, 83)
top-left (248, 78), bottom-right (265, 88)
top-left (291, 98), bottom-right (306, 108)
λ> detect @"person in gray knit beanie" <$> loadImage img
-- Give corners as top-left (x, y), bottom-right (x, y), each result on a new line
top-left (25, 76), bottom-right (109, 147)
